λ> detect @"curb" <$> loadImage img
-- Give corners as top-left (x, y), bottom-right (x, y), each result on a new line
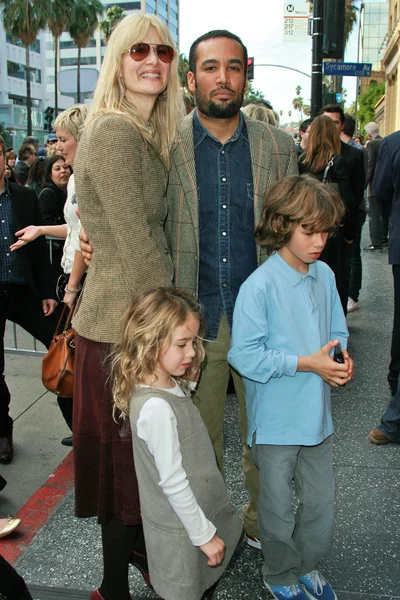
top-left (0, 450), bottom-right (74, 564)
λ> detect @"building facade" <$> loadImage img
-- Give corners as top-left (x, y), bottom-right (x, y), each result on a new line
top-left (357, 1), bottom-right (388, 102)
top-left (380, 0), bottom-right (400, 133)
top-left (0, 0), bottom-right (179, 149)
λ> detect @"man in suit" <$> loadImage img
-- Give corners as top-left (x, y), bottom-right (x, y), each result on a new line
top-left (0, 135), bottom-right (59, 464)
top-left (363, 122), bottom-right (387, 251)
top-left (166, 30), bottom-right (297, 547)
top-left (369, 130), bottom-right (400, 444)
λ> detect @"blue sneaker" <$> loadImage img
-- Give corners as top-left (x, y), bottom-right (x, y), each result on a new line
top-left (264, 581), bottom-right (311, 600)
top-left (299, 571), bottom-right (337, 600)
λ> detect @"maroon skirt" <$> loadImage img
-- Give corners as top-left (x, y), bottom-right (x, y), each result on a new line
top-left (73, 334), bottom-right (141, 526)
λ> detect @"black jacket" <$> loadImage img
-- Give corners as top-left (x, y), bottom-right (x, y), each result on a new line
top-left (39, 182), bottom-right (67, 226)
top-left (9, 182), bottom-right (57, 301)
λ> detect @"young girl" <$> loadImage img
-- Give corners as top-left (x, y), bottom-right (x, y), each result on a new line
top-left (111, 287), bottom-right (243, 600)
top-left (228, 175), bottom-right (354, 600)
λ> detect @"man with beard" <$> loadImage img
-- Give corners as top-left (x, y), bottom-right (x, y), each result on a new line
top-left (166, 30), bottom-right (297, 549)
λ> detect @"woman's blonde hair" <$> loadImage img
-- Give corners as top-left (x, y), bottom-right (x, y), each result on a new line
top-left (301, 114), bottom-right (341, 173)
top-left (242, 103), bottom-right (279, 127)
top-left (255, 174), bottom-right (345, 256)
top-left (85, 13), bottom-right (183, 166)
top-left (111, 287), bottom-right (205, 417)
top-left (53, 104), bottom-right (89, 141)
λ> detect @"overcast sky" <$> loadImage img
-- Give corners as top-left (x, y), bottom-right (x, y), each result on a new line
top-left (179, 0), bottom-right (359, 120)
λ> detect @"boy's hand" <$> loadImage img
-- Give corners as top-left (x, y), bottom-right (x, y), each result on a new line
top-left (298, 340), bottom-right (354, 387)
top-left (199, 534), bottom-right (225, 566)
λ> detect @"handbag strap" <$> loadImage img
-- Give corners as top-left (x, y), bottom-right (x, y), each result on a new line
top-left (322, 156), bottom-right (335, 184)
top-left (53, 303), bottom-right (76, 337)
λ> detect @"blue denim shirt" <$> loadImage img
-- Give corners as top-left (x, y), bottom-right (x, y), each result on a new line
top-left (194, 110), bottom-right (257, 340)
top-left (0, 179), bottom-right (26, 285)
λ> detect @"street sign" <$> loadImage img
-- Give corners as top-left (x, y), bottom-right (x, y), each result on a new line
top-left (323, 62), bottom-right (373, 77)
top-left (283, 2), bottom-right (309, 42)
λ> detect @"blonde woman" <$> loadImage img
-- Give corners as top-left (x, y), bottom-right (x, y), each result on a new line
top-left (242, 102), bottom-right (279, 127)
top-left (71, 13), bottom-right (183, 600)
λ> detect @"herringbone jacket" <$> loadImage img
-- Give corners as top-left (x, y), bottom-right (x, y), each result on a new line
top-left (166, 112), bottom-right (298, 297)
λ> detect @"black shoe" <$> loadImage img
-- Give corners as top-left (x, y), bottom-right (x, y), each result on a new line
top-left (0, 436), bottom-right (13, 464)
top-left (61, 436), bottom-right (73, 447)
top-left (363, 244), bottom-right (383, 251)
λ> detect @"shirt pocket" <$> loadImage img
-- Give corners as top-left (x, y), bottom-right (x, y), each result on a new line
top-left (244, 183), bottom-right (255, 231)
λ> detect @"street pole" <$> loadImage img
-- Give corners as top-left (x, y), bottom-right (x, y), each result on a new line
top-left (311, 0), bottom-right (323, 117)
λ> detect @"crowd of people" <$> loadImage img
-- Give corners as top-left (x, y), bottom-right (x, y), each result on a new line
top-left (0, 12), bottom-right (399, 600)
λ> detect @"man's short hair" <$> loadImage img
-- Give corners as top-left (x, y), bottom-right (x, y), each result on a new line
top-left (188, 30), bottom-right (248, 77)
top-left (299, 118), bottom-right (313, 134)
top-left (365, 122), bottom-right (379, 137)
top-left (0, 136), bottom-right (6, 157)
top-left (343, 115), bottom-right (356, 137)
top-left (318, 104), bottom-right (345, 124)
top-left (22, 136), bottom-right (40, 149)
top-left (18, 143), bottom-right (36, 161)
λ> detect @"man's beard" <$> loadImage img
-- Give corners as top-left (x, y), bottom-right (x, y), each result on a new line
top-left (195, 84), bottom-right (244, 119)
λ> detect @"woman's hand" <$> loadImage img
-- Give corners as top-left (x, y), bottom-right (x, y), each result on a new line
top-left (199, 535), bottom-right (225, 566)
top-left (63, 291), bottom-right (78, 309)
top-left (10, 225), bottom-right (42, 251)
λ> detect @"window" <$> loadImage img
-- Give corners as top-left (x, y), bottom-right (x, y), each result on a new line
top-left (60, 56), bottom-right (97, 67)
top-left (7, 61), bottom-right (41, 83)
top-left (60, 38), bottom-right (96, 49)
top-left (6, 35), bottom-right (40, 53)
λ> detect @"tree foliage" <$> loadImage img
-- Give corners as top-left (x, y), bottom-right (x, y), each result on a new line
top-left (0, 122), bottom-right (13, 147)
top-left (356, 82), bottom-right (385, 131)
top-left (68, 0), bottom-right (103, 103)
top-left (0, 0), bottom-right (48, 135)
top-left (244, 84), bottom-right (272, 107)
top-left (100, 5), bottom-right (125, 44)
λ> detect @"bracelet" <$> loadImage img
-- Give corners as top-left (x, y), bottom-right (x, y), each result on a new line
top-left (65, 284), bottom-right (82, 294)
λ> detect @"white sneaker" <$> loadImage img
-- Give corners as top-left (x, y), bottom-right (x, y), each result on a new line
top-left (245, 533), bottom-right (262, 550)
top-left (347, 298), bottom-right (359, 313)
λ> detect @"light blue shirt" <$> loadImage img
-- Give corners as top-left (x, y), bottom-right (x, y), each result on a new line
top-left (228, 252), bottom-right (349, 446)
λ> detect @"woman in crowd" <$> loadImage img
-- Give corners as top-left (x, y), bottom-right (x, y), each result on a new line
top-left (4, 163), bottom-right (16, 183)
top-left (37, 154), bottom-right (71, 271)
top-left (298, 114), bottom-right (357, 313)
top-left (10, 105), bottom-right (88, 445)
top-left (71, 12), bottom-right (182, 600)
top-left (6, 149), bottom-right (16, 169)
top-left (242, 102), bottom-right (279, 126)
top-left (38, 155), bottom-right (70, 225)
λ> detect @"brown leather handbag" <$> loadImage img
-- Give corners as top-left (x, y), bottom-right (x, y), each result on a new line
top-left (42, 304), bottom-right (75, 397)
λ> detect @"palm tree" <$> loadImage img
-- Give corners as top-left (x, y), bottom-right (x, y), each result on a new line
top-left (0, 0), bottom-right (47, 135)
top-left (47, 0), bottom-right (74, 115)
top-left (68, 0), bottom-right (103, 103)
top-left (100, 5), bottom-right (124, 44)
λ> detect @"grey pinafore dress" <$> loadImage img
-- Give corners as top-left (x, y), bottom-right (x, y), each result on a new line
top-left (129, 386), bottom-right (243, 600)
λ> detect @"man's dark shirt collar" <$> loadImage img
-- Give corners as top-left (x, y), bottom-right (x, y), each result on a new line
top-left (193, 108), bottom-right (246, 146)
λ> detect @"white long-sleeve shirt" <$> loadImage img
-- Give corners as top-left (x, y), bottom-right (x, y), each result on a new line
top-left (136, 382), bottom-right (216, 546)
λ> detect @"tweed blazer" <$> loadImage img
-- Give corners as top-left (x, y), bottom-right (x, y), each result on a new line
top-left (73, 114), bottom-right (174, 343)
top-left (165, 113), bottom-right (298, 297)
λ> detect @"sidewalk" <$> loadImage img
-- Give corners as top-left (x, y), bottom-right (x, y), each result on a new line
top-left (1, 226), bottom-right (400, 600)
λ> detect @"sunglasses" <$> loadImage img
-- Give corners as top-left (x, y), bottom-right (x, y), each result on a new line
top-left (127, 43), bottom-right (174, 64)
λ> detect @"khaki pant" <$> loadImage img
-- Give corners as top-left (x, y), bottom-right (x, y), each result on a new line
top-left (193, 314), bottom-right (259, 538)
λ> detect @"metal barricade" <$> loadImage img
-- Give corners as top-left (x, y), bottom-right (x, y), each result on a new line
top-left (5, 236), bottom-right (61, 356)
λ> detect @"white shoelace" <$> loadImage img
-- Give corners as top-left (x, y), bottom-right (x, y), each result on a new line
top-left (305, 571), bottom-right (326, 596)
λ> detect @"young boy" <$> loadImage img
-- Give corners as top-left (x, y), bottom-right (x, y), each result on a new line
top-left (228, 175), bottom-right (354, 600)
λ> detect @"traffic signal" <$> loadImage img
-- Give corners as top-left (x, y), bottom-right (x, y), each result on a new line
top-left (322, 0), bottom-right (345, 59)
top-left (247, 57), bottom-right (255, 81)
top-left (44, 106), bottom-right (54, 131)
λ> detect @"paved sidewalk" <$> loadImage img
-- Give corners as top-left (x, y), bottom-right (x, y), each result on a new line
top-left (1, 225), bottom-right (400, 600)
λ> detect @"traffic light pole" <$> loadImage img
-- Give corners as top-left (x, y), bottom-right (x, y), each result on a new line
top-left (311, 0), bottom-right (323, 117)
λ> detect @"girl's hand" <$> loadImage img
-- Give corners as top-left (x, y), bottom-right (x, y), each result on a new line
top-left (63, 291), bottom-right (77, 309)
top-left (10, 225), bottom-right (41, 251)
top-left (199, 535), bottom-right (225, 566)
